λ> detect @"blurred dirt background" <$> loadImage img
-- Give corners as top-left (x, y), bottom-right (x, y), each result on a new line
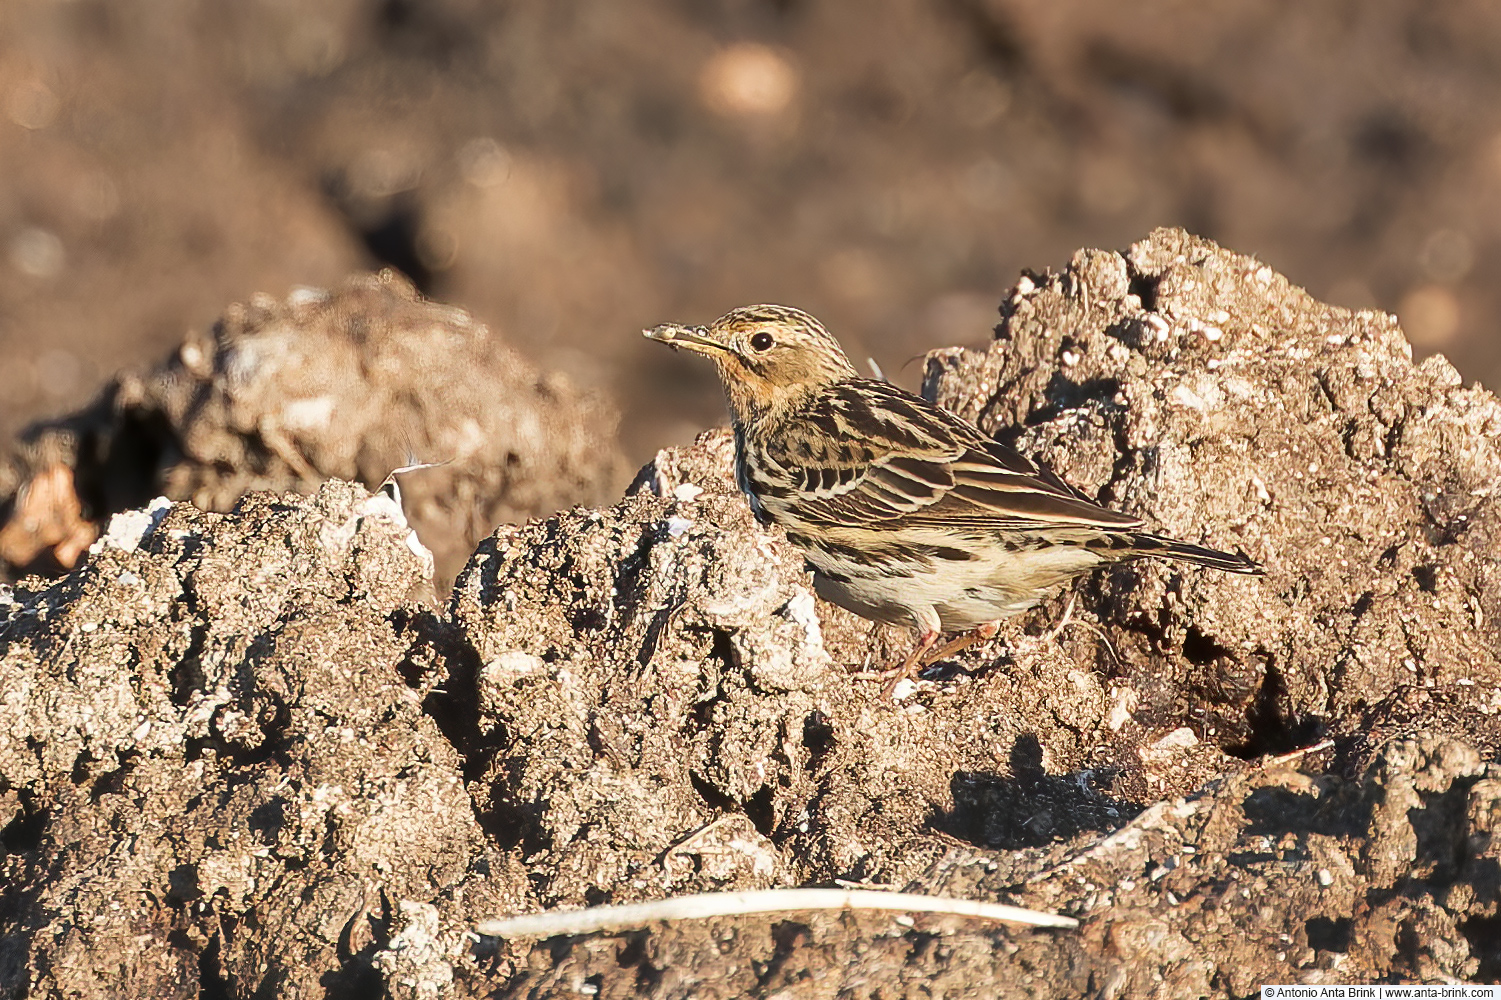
top-left (3, 0), bottom-right (1501, 465)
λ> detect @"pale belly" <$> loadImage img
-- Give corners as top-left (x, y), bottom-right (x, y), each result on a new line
top-left (806, 537), bottom-right (1105, 634)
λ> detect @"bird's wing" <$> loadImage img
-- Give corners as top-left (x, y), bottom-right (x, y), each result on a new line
top-left (767, 380), bottom-right (1142, 532)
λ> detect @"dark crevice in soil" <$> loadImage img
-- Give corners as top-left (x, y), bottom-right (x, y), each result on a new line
top-left (615, 931), bottom-right (663, 993)
top-left (168, 619), bottom-right (211, 706)
top-left (1127, 270), bottom-right (1160, 312)
top-left (218, 699), bottom-right (293, 771)
top-left (801, 710), bottom-right (835, 771)
top-left (167, 863), bottom-right (202, 908)
top-left (320, 951), bottom-right (385, 1000)
top-left (481, 772), bottom-right (549, 856)
top-left (1181, 626), bottom-right (1233, 667)
top-left (89, 749), bottom-right (140, 802)
top-left (91, 408), bottom-right (183, 517)
top-left (198, 933), bottom-right (232, 1000)
top-left (404, 608), bottom-right (498, 784)
top-left (320, 891), bottom-right (391, 999)
top-left (680, 635), bottom-right (734, 734)
top-left (10, 401), bottom-right (173, 541)
top-left (1312, 372), bottom-right (1343, 415)
top-left (1, 791), bottom-right (46, 853)
top-left (1461, 914), bottom-right (1501, 981)
top-left (611, 526), bottom-right (657, 619)
top-left (709, 627), bottom-right (737, 671)
top-left (69, 748), bottom-right (97, 785)
top-left (1024, 374), bottom-right (1121, 427)
top-left (756, 920), bottom-right (812, 990)
top-left (1305, 915), bottom-right (1353, 953)
top-left (1096, 418), bottom-right (1140, 512)
top-left (688, 771), bottom-right (738, 815)
top-left (1225, 659), bottom-right (1326, 760)
top-left (1410, 780), bottom-right (1482, 880)
top-left (745, 784), bottom-right (776, 839)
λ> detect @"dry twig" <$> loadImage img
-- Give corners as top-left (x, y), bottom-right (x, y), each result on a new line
top-left (476, 888), bottom-right (1078, 938)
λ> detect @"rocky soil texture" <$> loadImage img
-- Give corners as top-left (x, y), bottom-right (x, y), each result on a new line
top-left (2, 230), bottom-right (1499, 998)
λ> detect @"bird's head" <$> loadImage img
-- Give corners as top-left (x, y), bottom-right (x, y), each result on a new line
top-left (645, 304), bottom-right (858, 423)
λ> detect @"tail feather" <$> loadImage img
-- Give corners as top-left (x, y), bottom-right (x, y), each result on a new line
top-left (1116, 532), bottom-right (1263, 575)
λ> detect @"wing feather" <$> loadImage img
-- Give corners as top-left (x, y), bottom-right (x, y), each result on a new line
top-left (765, 379), bottom-right (1141, 533)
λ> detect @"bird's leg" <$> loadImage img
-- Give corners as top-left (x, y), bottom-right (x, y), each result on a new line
top-left (1036, 593), bottom-right (1077, 646)
top-left (920, 621), bottom-right (1001, 666)
top-left (879, 630), bottom-right (939, 698)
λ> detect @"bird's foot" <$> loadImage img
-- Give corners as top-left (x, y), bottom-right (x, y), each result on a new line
top-left (877, 630), bottom-right (939, 698)
top-left (917, 621), bottom-right (1001, 668)
top-left (875, 623), bottom-right (1004, 698)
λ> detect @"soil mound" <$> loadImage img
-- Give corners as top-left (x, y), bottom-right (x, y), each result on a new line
top-left (0, 272), bottom-right (626, 590)
top-left (3, 230), bottom-right (1498, 997)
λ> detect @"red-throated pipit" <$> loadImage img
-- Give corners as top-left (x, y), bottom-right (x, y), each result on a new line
top-left (646, 304), bottom-right (1260, 695)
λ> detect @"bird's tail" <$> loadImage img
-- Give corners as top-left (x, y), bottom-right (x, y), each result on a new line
top-left (1117, 532), bottom-right (1263, 575)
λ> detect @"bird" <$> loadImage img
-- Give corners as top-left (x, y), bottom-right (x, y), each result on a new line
top-left (645, 304), bottom-right (1261, 695)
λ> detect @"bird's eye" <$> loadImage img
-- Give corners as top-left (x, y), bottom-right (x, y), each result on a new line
top-left (749, 331), bottom-right (775, 352)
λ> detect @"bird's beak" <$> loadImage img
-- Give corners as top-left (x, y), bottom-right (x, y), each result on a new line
top-left (644, 323), bottom-right (729, 357)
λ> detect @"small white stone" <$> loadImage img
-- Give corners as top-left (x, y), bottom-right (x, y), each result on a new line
top-left (1168, 385), bottom-right (1207, 411)
top-left (672, 483), bottom-right (703, 503)
top-left (1250, 475), bottom-right (1272, 505)
top-left (1317, 868), bottom-right (1333, 887)
top-left (890, 678), bottom-right (919, 701)
top-left (1154, 727), bottom-right (1198, 751)
top-left (93, 497), bottom-right (173, 554)
top-left (484, 651), bottom-right (543, 679)
top-left (1107, 687), bottom-right (1138, 731)
top-left (665, 516), bottom-right (694, 538)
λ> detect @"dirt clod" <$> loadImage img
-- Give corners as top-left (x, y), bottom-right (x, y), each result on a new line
top-left (0, 272), bottom-right (627, 590)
